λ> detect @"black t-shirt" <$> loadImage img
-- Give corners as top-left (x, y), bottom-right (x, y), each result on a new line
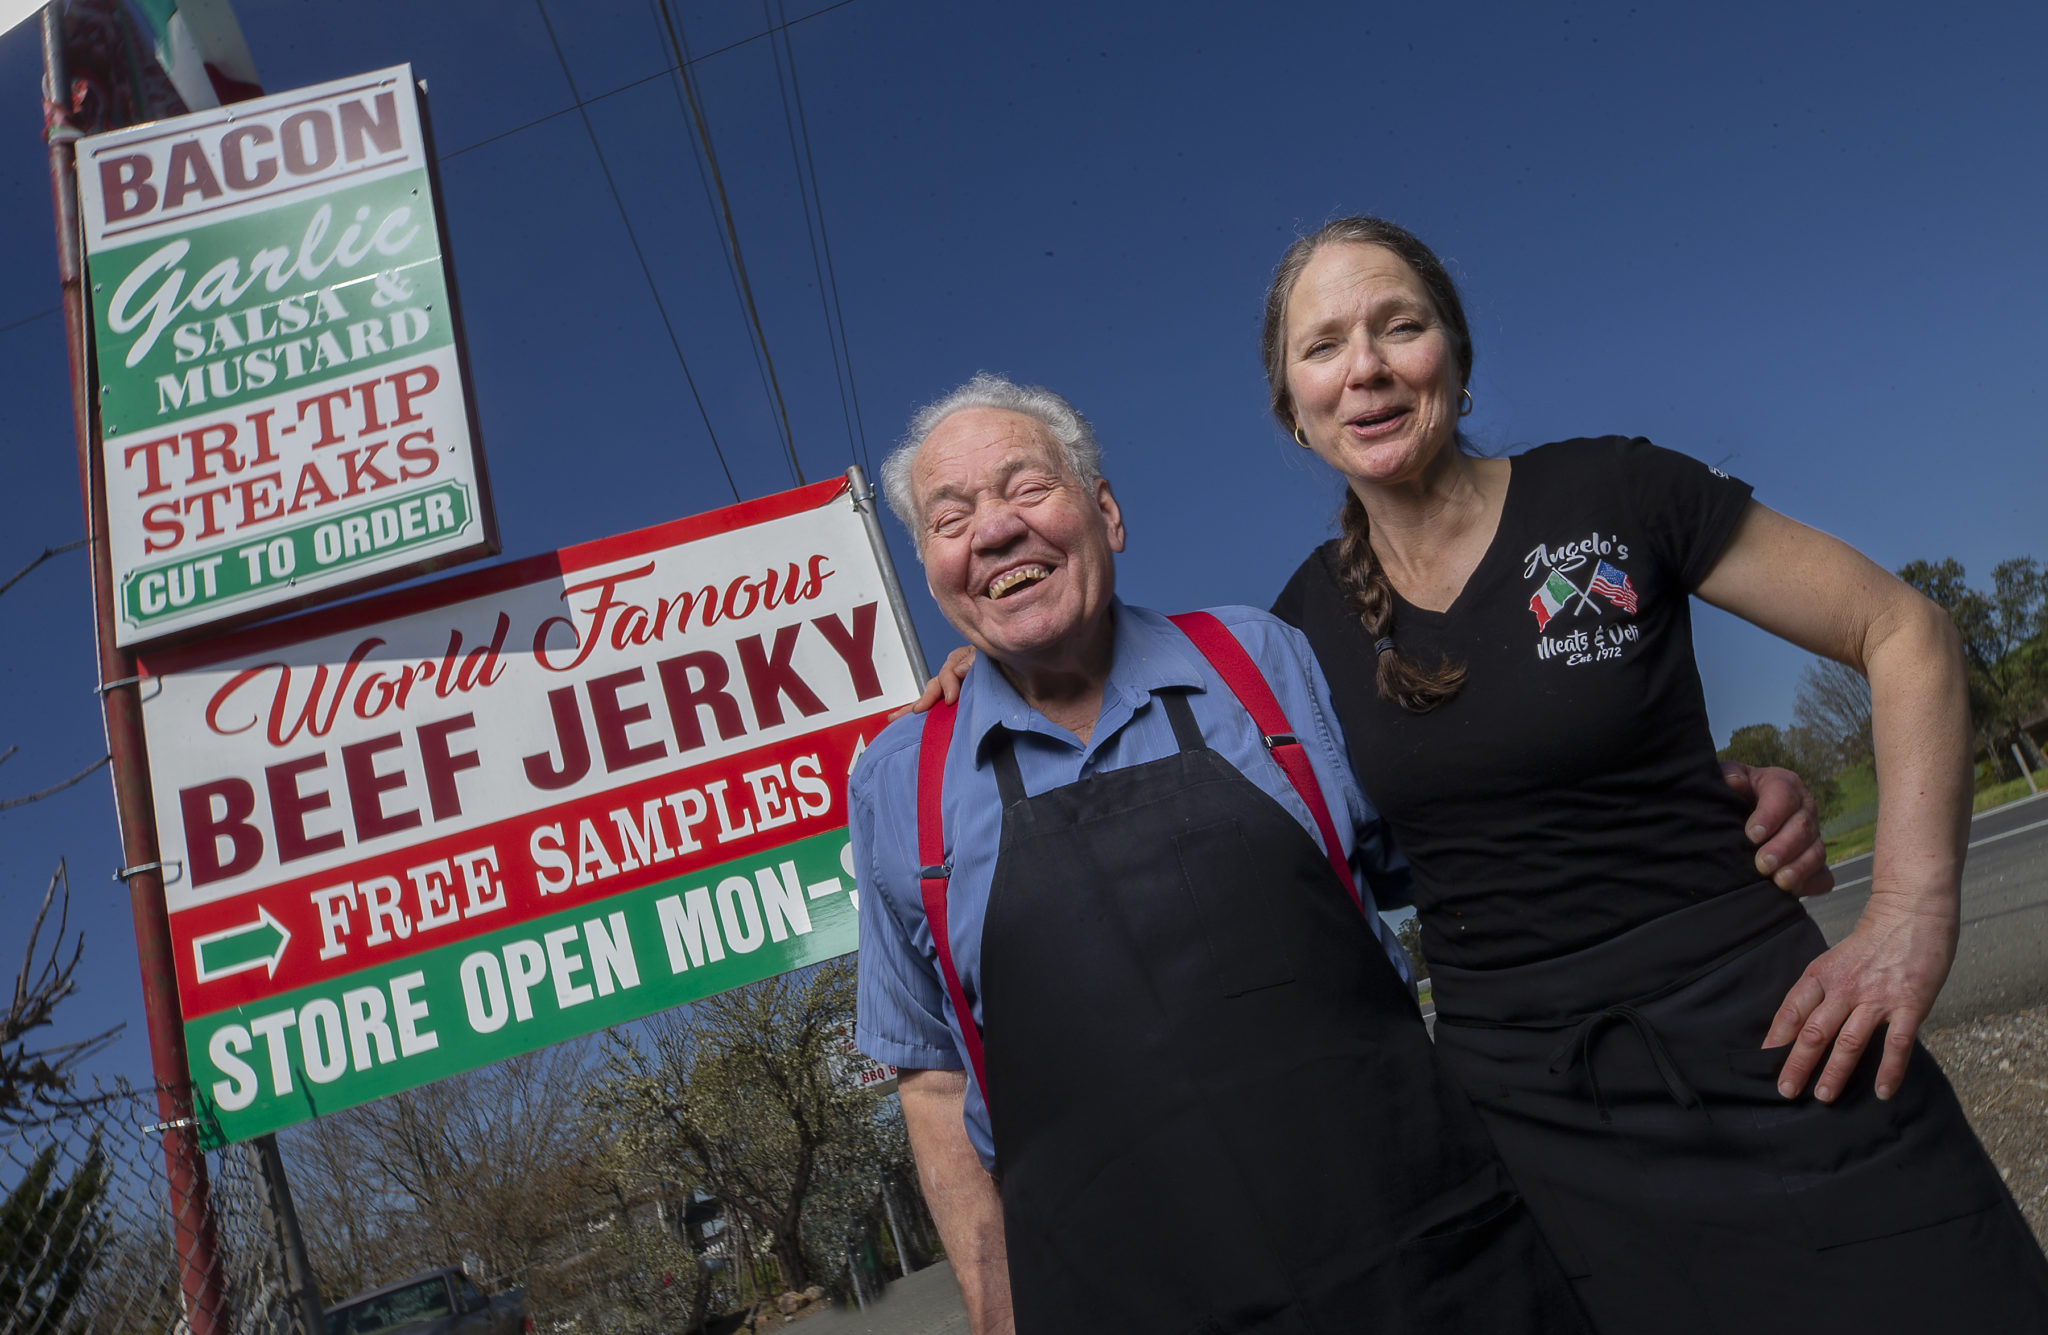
top-left (1273, 436), bottom-right (1763, 970)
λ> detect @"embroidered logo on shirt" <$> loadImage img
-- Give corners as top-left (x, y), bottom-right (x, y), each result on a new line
top-left (1523, 534), bottom-right (1644, 665)
top-left (1588, 560), bottom-right (1638, 613)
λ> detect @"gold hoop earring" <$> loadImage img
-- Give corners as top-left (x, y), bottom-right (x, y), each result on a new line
top-left (1292, 425), bottom-right (1311, 450)
top-left (1459, 387), bottom-right (1474, 417)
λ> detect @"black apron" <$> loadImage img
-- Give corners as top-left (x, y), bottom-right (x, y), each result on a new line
top-left (1430, 880), bottom-right (2048, 1334)
top-left (953, 689), bottom-right (1588, 1334)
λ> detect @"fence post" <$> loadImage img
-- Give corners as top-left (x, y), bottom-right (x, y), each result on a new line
top-left (252, 1134), bottom-right (327, 1335)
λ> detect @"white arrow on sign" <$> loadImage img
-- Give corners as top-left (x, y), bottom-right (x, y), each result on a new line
top-left (191, 906), bottom-right (292, 983)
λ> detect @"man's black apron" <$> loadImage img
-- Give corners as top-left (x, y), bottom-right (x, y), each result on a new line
top-left (1430, 880), bottom-right (2048, 1334)
top-left (916, 614), bottom-right (1588, 1334)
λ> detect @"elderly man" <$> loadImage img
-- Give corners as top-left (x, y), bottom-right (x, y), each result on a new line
top-left (849, 374), bottom-right (1820, 1334)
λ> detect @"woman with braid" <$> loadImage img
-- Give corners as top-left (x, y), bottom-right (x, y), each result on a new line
top-left (1260, 216), bottom-right (2048, 1330)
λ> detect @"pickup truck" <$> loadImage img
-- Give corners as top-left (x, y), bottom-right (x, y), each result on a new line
top-left (324, 1266), bottom-right (528, 1335)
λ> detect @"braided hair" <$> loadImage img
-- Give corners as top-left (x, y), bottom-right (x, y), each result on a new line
top-left (1262, 217), bottom-right (1472, 713)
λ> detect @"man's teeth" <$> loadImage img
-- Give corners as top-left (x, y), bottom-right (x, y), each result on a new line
top-left (987, 566), bottom-right (1049, 600)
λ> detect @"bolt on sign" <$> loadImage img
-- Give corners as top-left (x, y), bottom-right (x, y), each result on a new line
top-left (136, 479), bottom-right (920, 1145)
top-left (77, 64), bottom-right (496, 646)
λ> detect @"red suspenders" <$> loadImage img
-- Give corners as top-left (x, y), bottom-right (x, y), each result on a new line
top-left (915, 697), bottom-right (990, 1099)
top-left (1166, 612), bottom-right (1362, 910)
top-left (913, 612), bottom-right (1362, 1102)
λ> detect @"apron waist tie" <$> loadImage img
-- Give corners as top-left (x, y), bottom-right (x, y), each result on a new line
top-left (1546, 1004), bottom-right (1701, 1125)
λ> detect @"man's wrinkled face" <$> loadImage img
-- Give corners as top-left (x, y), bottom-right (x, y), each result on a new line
top-left (911, 407), bottom-right (1125, 674)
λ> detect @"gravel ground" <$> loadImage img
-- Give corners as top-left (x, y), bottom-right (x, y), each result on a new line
top-left (1923, 1005), bottom-right (2048, 1248)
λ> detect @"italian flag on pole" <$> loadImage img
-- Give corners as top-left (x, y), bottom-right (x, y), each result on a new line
top-left (129, 0), bottom-right (261, 110)
top-left (1529, 570), bottom-right (1577, 630)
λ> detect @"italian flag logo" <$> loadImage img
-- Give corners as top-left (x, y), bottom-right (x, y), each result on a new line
top-left (1528, 570), bottom-right (1577, 630)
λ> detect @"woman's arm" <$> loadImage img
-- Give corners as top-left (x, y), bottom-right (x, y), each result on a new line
top-left (1695, 501), bottom-right (1971, 1103)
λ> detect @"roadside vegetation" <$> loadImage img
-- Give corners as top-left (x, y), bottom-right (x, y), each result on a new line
top-left (1720, 553), bottom-right (2048, 867)
top-left (279, 962), bottom-right (937, 1332)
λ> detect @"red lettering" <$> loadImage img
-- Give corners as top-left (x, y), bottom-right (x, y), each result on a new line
top-left (233, 472), bottom-right (285, 527)
top-left (812, 602), bottom-right (885, 700)
top-left (267, 753), bottom-right (345, 862)
top-left (162, 140), bottom-right (223, 209)
top-left (180, 778), bottom-right (263, 885)
top-left (99, 154), bottom-right (156, 223)
top-left (220, 125), bottom-right (277, 191)
top-left (141, 502), bottom-right (184, 554)
top-left (394, 429), bottom-right (439, 480)
top-left (181, 485), bottom-right (234, 540)
top-left (297, 386), bottom-right (354, 448)
top-left (656, 652), bottom-right (746, 752)
top-left (204, 638), bottom-right (385, 746)
top-left (339, 441), bottom-right (396, 495)
top-left (246, 408), bottom-right (281, 465)
top-left (587, 668), bottom-right (667, 772)
top-left (287, 460), bottom-right (340, 512)
top-left (123, 434), bottom-right (183, 497)
top-left (185, 421), bottom-right (242, 483)
top-left (341, 732), bottom-right (421, 841)
top-left (388, 364), bottom-right (440, 424)
top-left (523, 687), bottom-right (590, 790)
top-left (736, 625), bottom-right (827, 729)
top-left (417, 714), bottom-right (480, 820)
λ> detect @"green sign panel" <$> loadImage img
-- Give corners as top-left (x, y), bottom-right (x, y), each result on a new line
top-left (119, 481), bottom-right (472, 627)
top-left (188, 829), bottom-right (858, 1146)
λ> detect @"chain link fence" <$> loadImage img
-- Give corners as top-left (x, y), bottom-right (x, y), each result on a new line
top-left (3, 1085), bottom-right (305, 1335)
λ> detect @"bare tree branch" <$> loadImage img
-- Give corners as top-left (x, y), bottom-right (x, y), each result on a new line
top-left (0, 753), bottom-right (111, 812)
top-left (0, 536), bottom-right (89, 601)
top-left (2, 861), bottom-right (126, 1124)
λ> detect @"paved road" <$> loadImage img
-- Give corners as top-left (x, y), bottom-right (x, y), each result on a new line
top-left (796, 1261), bottom-right (967, 1335)
top-left (1805, 790), bottom-right (2048, 1026)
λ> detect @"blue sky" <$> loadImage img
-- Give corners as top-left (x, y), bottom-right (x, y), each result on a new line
top-left (2, 0), bottom-right (2043, 1085)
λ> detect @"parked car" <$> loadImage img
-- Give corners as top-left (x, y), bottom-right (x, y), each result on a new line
top-left (324, 1266), bottom-right (528, 1335)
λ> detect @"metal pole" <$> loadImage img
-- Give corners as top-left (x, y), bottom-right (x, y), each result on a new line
top-left (876, 1163), bottom-right (912, 1278)
top-left (2013, 744), bottom-right (2040, 797)
top-left (252, 1134), bottom-right (326, 1335)
top-left (846, 465), bottom-right (930, 680)
top-left (41, 8), bottom-right (233, 1334)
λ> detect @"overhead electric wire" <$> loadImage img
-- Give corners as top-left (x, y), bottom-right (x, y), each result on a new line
top-left (533, 0), bottom-right (740, 503)
top-left (764, 0), bottom-right (873, 477)
top-left (0, 305), bottom-right (60, 336)
top-left (439, 0), bottom-right (861, 164)
top-left (655, 0), bottom-right (807, 488)
top-left (648, 0), bottom-right (784, 452)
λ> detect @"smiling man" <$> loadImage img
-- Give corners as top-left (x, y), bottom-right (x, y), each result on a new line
top-left (848, 372), bottom-right (1609, 1334)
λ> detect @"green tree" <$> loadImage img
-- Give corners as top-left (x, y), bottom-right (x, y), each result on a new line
top-left (0, 1141), bottom-right (108, 1335)
top-left (598, 960), bottom-right (867, 1296)
top-left (1792, 658), bottom-right (1874, 770)
top-left (1394, 913), bottom-right (1428, 984)
top-left (1898, 557), bottom-right (2048, 776)
top-left (1719, 722), bottom-right (1844, 821)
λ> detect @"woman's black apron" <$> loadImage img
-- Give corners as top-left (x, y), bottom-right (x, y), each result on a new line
top-left (916, 615), bottom-right (1588, 1334)
top-left (1431, 880), bottom-right (2048, 1334)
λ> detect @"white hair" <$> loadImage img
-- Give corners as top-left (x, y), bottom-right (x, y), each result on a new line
top-left (880, 372), bottom-right (1105, 542)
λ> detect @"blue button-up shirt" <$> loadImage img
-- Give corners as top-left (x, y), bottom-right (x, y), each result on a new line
top-left (851, 601), bottom-right (1412, 1168)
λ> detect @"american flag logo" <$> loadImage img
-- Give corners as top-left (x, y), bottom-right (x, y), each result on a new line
top-left (1589, 560), bottom-right (1638, 614)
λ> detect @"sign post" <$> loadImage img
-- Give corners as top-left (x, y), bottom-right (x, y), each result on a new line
top-left (137, 478), bottom-right (922, 1144)
top-left (41, 8), bottom-right (232, 1333)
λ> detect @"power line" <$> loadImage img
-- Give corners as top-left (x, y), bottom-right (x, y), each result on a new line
top-left (0, 305), bottom-right (60, 336)
top-left (764, 0), bottom-right (872, 477)
top-left (647, 0), bottom-right (783, 449)
top-left (533, 0), bottom-right (740, 503)
top-left (655, 0), bottom-right (807, 488)
top-left (438, 0), bottom-right (862, 164)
